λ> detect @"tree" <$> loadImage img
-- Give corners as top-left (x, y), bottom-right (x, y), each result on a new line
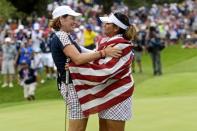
top-left (94, 0), bottom-right (114, 14)
top-left (7, 0), bottom-right (50, 16)
top-left (0, 0), bottom-right (16, 21)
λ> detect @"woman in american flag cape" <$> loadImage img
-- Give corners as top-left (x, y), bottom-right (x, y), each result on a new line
top-left (68, 13), bottom-right (136, 131)
top-left (50, 6), bottom-right (122, 131)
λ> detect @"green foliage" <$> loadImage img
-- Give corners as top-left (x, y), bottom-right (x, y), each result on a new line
top-left (8, 0), bottom-right (50, 17)
top-left (32, 0), bottom-right (51, 16)
top-left (101, 0), bottom-right (114, 14)
top-left (0, 0), bottom-right (16, 20)
top-left (94, 0), bottom-right (114, 14)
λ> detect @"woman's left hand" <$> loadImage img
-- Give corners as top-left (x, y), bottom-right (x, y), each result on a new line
top-left (104, 45), bottom-right (122, 58)
top-left (65, 63), bottom-right (69, 70)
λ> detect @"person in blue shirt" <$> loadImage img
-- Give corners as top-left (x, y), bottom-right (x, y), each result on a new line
top-left (18, 38), bottom-right (33, 66)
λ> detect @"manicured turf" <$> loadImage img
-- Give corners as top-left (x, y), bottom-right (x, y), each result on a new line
top-left (0, 96), bottom-right (197, 131)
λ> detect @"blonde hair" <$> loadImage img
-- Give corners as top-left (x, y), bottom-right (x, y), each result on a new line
top-left (50, 18), bottom-right (61, 31)
top-left (124, 25), bottom-right (137, 41)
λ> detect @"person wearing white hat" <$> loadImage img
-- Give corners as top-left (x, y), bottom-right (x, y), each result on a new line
top-left (31, 22), bottom-right (42, 52)
top-left (1, 37), bottom-right (17, 88)
top-left (97, 12), bottom-right (136, 131)
top-left (50, 5), bottom-right (121, 131)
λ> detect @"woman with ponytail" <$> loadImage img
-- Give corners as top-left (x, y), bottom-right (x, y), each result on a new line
top-left (97, 12), bottom-right (136, 131)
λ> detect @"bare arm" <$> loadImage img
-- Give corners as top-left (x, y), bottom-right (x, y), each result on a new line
top-left (63, 44), bottom-right (121, 65)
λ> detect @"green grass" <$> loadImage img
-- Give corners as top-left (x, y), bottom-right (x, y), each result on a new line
top-left (135, 72), bottom-right (197, 98)
top-left (0, 44), bottom-right (197, 131)
top-left (0, 96), bottom-right (197, 131)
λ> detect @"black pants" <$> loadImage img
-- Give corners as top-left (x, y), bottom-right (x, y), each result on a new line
top-left (149, 50), bottom-right (162, 75)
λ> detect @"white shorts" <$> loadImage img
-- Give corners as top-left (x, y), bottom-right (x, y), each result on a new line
top-left (23, 82), bottom-right (37, 98)
top-left (31, 53), bottom-right (43, 69)
top-left (60, 83), bottom-right (132, 121)
top-left (42, 53), bottom-right (54, 67)
top-left (1, 60), bottom-right (15, 74)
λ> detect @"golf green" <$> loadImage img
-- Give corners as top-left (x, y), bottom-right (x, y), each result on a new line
top-left (0, 96), bottom-right (197, 131)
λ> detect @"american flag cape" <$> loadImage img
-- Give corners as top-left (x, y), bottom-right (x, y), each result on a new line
top-left (69, 35), bottom-right (135, 116)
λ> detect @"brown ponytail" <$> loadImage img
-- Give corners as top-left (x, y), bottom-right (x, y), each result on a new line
top-left (124, 25), bottom-right (137, 41)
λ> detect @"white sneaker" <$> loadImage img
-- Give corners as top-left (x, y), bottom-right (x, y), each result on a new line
top-left (9, 83), bottom-right (14, 88)
top-left (2, 83), bottom-right (8, 88)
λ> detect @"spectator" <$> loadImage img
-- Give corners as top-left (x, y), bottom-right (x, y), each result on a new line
top-left (31, 51), bottom-right (45, 84)
top-left (83, 24), bottom-right (97, 50)
top-left (19, 60), bottom-right (37, 101)
top-left (74, 25), bottom-right (85, 46)
top-left (17, 38), bottom-right (33, 66)
top-left (40, 32), bottom-right (55, 79)
top-left (132, 25), bottom-right (146, 73)
top-left (146, 24), bottom-right (165, 76)
top-left (16, 25), bottom-right (27, 41)
top-left (31, 23), bottom-right (43, 52)
top-left (31, 23), bottom-right (45, 83)
top-left (1, 37), bottom-right (17, 88)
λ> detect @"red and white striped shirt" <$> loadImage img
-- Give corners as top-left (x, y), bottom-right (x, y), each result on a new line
top-left (69, 35), bottom-right (134, 116)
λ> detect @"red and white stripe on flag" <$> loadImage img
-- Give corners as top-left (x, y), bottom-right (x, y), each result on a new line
top-left (69, 36), bottom-right (135, 116)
